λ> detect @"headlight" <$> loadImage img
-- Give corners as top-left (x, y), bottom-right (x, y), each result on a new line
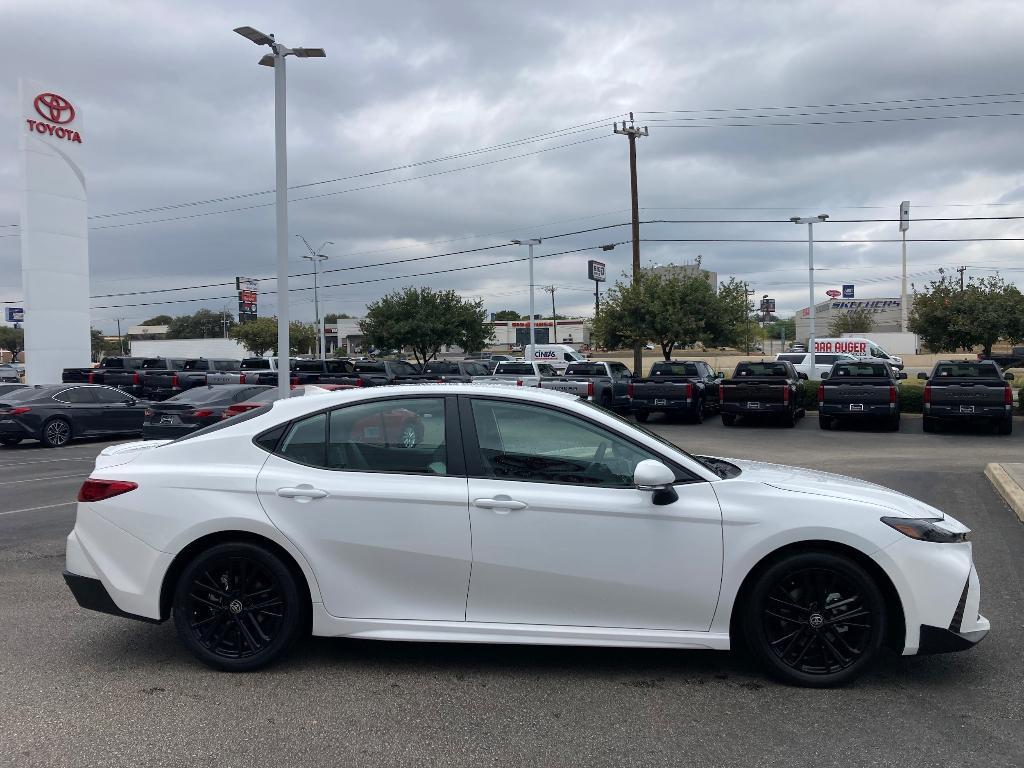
top-left (880, 517), bottom-right (970, 543)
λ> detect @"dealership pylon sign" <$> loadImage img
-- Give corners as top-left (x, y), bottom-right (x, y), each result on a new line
top-left (18, 79), bottom-right (91, 383)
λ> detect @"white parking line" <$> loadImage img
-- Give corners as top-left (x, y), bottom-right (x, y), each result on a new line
top-left (0, 473), bottom-right (88, 486)
top-left (0, 501), bottom-right (75, 516)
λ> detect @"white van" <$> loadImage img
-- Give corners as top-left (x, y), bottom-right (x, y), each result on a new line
top-left (812, 338), bottom-right (904, 369)
top-left (524, 344), bottom-right (587, 372)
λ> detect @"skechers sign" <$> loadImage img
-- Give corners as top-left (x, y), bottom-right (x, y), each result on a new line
top-left (25, 92), bottom-right (83, 144)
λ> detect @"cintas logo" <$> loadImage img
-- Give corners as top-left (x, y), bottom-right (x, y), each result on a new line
top-left (25, 91), bottom-right (82, 144)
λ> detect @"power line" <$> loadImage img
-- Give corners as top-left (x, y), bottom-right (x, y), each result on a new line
top-left (653, 111), bottom-right (1024, 129)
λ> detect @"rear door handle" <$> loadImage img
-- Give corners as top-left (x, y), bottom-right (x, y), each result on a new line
top-left (473, 497), bottom-right (528, 514)
top-left (277, 485), bottom-right (328, 502)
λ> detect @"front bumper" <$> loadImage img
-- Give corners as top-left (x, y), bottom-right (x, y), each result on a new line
top-left (918, 623), bottom-right (989, 654)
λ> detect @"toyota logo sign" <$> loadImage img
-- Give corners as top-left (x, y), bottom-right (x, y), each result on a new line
top-left (34, 92), bottom-right (76, 124)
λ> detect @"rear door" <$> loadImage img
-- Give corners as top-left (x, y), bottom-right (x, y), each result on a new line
top-left (256, 395), bottom-right (472, 621)
top-left (52, 386), bottom-right (102, 434)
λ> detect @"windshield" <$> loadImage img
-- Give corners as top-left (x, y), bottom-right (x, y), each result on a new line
top-left (171, 405), bottom-right (273, 442)
top-left (735, 362), bottom-right (789, 376)
top-left (0, 387), bottom-right (43, 402)
top-left (495, 363), bottom-right (535, 375)
top-left (651, 363), bottom-right (699, 376)
top-left (832, 363), bottom-right (890, 377)
top-left (183, 360), bottom-right (209, 371)
top-left (934, 362), bottom-right (1002, 378)
top-left (241, 359), bottom-right (272, 370)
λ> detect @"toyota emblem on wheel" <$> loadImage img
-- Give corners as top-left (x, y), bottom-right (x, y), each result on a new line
top-left (34, 92), bottom-right (76, 124)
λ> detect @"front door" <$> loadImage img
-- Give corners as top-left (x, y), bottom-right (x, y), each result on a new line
top-left (256, 395), bottom-right (471, 621)
top-left (461, 396), bottom-right (723, 631)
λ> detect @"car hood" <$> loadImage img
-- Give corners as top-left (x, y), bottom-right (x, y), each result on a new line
top-left (721, 457), bottom-right (945, 519)
top-left (94, 440), bottom-right (171, 470)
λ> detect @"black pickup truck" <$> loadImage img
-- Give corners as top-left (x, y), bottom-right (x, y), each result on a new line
top-left (292, 359), bottom-right (357, 385)
top-left (818, 360), bottom-right (906, 431)
top-left (62, 356), bottom-right (146, 385)
top-left (397, 360), bottom-right (494, 384)
top-left (537, 361), bottom-right (633, 411)
top-left (918, 360), bottom-right (1015, 434)
top-left (719, 360), bottom-right (806, 427)
top-left (333, 359), bottom-right (421, 387)
top-left (626, 360), bottom-right (721, 423)
top-left (102, 357), bottom-right (186, 397)
top-left (140, 358), bottom-right (243, 400)
top-left (977, 348), bottom-right (1024, 370)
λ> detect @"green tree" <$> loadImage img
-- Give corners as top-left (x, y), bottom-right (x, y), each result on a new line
top-left (140, 314), bottom-right (173, 326)
top-left (323, 313), bottom-right (353, 323)
top-left (0, 326), bottom-right (25, 359)
top-left (290, 321), bottom-right (318, 355)
top-left (360, 287), bottom-right (492, 367)
top-left (89, 328), bottom-right (122, 359)
top-left (167, 309), bottom-right (234, 339)
top-left (704, 277), bottom-right (751, 349)
top-left (910, 273), bottom-right (1024, 355)
top-left (828, 307), bottom-right (875, 337)
top-left (491, 309), bottom-right (522, 321)
top-left (767, 316), bottom-right (796, 344)
top-left (229, 317), bottom-right (277, 357)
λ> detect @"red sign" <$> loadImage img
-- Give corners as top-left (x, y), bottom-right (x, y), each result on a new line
top-left (826, 289), bottom-right (841, 298)
top-left (34, 92), bottom-right (75, 124)
top-left (815, 340), bottom-right (868, 354)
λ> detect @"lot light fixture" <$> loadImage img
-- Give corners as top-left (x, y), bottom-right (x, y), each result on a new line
top-left (511, 239), bottom-right (542, 352)
top-left (790, 215), bottom-right (829, 373)
top-left (233, 25), bottom-right (327, 397)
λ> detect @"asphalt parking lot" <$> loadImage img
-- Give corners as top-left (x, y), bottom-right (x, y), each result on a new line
top-left (1, 418), bottom-right (1021, 768)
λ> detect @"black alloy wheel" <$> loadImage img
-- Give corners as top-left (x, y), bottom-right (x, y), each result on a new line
top-left (41, 418), bottom-right (72, 448)
top-left (172, 542), bottom-right (305, 671)
top-left (745, 552), bottom-right (885, 687)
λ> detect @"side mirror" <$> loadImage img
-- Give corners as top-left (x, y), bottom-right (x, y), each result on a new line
top-left (917, 372), bottom-right (929, 380)
top-left (1006, 372), bottom-right (1015, 381)
top-left (715, 371), bottom-right (724, 379)
top-left (897, 371), bottom-right (908, 380)
top-left (797, 372), bottom-right (809, 380)
top-left (633, 460), bottom-right (678, 506)
top-left (820, 371), bottom-right (830, 380)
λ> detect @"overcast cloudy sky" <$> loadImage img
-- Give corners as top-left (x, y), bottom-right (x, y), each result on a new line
top-left (4, 0), bottom-right (1024, 332)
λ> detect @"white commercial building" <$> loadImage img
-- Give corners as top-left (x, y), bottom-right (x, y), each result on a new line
top-left (795, 297), bottom-right (915, 343)
top-left (488, 319), bottom-right (591, 349)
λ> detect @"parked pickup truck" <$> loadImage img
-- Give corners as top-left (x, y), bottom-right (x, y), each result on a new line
top-left (105, 357), bottom-right (186, 397)
top-left (818, 360), bottom-right (906, 431)
top-left (776, 352), bottom-right (858, 380)
top-left (471, 361), bottom-right (558, 388)
top-left (332, 359), bottom-right (421, 387)
top-left (626, 360), bottom-right (722, 423)
top-left (398, 360), bottom-right (494, 384)
top-left (977, 348), bottom-right (1024, 370)
top-left (292, 359), bottom-right (357, 385)
top-left (140, 358), bottom-right (243, 400)
top-left (719, 360), bottom-right (807, 427)
top-left (62, 356), bottom-right (147, 385)
top-left (918, 360), bottom-right (1015, 434)
top-left (537, 361), bottom-right (633, 411)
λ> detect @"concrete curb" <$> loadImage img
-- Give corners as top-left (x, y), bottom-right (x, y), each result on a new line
top-left (985, 463), bottom-right (1024, 524)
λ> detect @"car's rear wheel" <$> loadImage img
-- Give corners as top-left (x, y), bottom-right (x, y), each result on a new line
top-left (818, 414), bottom-right (832, 430)
top-left (887, 414), bottom-right (901, 431)
top-left (721, 413), bottom-right (736, 426)
top-left (997, 417), bottom-right (1013, 435)
top-left (923, 416), bottom-right (937, 433)
top-left (40, 418), bottom-right (72, 448)
top-left (400, 423), bottom-right (419, 448)
top-left (783, 409), bottom-right (797, 428)
top-left (172, 542), bottom-right (305, 672)
top-left (744, 551), bottom-right (886, 687)
top-left (0, 436), bottom-right (22, 447)
top-left (634, 411), bottom-right (650, 423)
top-left (690, 399), bottom-right (704, 424)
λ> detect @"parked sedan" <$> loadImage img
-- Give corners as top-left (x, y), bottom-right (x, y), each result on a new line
top-left (65, 385), bottom-right (988, 686)
top-left (0, 383), bottom-right (27, 398)
top-left (0, 384), bottom-right (148, 447)
top-left (142, 384), bottom-right (274, 440)
top-left (220, 384), bottom-right (358, 420)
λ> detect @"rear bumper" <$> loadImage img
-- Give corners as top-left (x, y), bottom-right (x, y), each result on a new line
top-left (0, 419), bottom-right (31, 437)
top-left (721, 402), bottom-right (787, 414)
top-left (820, 404), bottom-right (894, 418)
top-left (632, 399), bottom-right (695, 412)
top-left (63, 571), bottom-right (161, 624)
top-left (927, 405), bottom-right (1009, 420)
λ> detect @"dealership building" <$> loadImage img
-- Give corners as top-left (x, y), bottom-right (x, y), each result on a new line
top-left (794, 296), bottom-right (914, 341)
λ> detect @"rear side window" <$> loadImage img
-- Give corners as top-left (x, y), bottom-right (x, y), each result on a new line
top-left (54, 387), bottom-right (96, 404)
top-left (495, 363), bottom-right (534, 375)
top-left (278, 413), bottom-right (328, 467)
top-left (93, 387), bottom-right (132, 404)
top-left (241, 359), bottom-right (272, 370)
top-left (934, 363), bottom-right (1001, 378)
top-left (183, 360), bottom-right (209, 371)
top-left (326, 398), bottom-right (446, 474)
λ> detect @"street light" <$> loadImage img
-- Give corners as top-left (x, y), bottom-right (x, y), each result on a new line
top-left (790, 214), bottom-right (829, 372)
top-left (296, 235), bottom-right (333, 360)
top-left (511, 239), bottom-right (542, 354)
top-left (234, 25), bottom-right (326, 397)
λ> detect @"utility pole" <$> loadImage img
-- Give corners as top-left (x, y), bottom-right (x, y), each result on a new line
top-left (744, 285), bottom-right (754, 355)
top-left (614, 112), bottom-right (649, 374)
top-left (115, 318), bottom-right (124, 355)
top-left (544, 285), bottom-right (558, 343)
top-left (957, 265), bottom-right (967, 291)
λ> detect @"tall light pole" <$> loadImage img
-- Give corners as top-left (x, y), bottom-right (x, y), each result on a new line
top-left (790, 214), bottom-right (829, 372)
top-left (234, 25), bottom-right (326, 397)
top-left (899, 201), bottom-right (910, 332)
top-left (296, 235), bottom-right (333, 360)
top-left (512, 239), bottom-right (541, 354)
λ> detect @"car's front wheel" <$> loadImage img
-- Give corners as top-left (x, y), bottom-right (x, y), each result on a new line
top-left (172, 542), bottom-right (306, 672)
top-left (743, 551), bottom-right (886, 687)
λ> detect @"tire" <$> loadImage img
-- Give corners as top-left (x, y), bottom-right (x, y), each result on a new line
top-left (598, 392), bottom-right (613, 411)
top-left (818, 415), bottom-right (832, 430)
top-left (887, 414), bottom-right (901, 432)
top-left (998, 417), bottom-right (1013, 435)
top-left (0, 437), bottom-right (22, 447)
top-left (783, 409), bottom-right (797, 428)
top-left (922, 416), bottom-right (937, 433)
top-left (634, 411), bottom-right (650, 423)
top-left (690, 399), bottom-right (705, 424)
top-left (172, 542), bottom-right (306, 672)
top-left (40, 418), bottom-right (72, 448)
top-left (743, 551), bottom-right (886, 687)
top-left (721, 413), bottom-right (736, 427)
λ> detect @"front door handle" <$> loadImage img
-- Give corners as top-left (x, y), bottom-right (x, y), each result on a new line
top-left (473, 497), bottom-right (528, 514)
top-left (277, 485), bottom-right (328, 502)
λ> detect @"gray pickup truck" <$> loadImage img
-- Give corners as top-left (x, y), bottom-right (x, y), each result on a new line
top-left (537, 361), bottom-right (633, 411)
top-left (819, 360), bottom-right (906, 431)
top-left (140, 358), bottom-right (243, 401)
top-left (918, 360), bottom-right (1015, 434)
top-left (627, 360), bottom-right (722, 423)
top-left (719, 360), bottom-right (807, 427)
top-left (105, 357), bottom-right (186, 397)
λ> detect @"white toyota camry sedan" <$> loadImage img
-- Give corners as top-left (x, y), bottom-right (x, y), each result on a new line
top-left (63, 384), bottom-right (988, 686)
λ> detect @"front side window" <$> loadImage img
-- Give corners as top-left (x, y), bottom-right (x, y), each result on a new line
top-left (470, 399), bottom-right (661, 487)
top-left (327, 398), bottom-right (446, 474)
top-left (869, 347), bottom-right (889, 359)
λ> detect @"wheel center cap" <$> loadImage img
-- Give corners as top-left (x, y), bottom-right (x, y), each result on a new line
top-left (809, 613), bottom-right (824, 629)
top-left (228, 599), bottom-right (244, 615)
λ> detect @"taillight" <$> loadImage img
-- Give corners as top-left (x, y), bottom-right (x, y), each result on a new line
top-left (291, 376), bottom-right (299, 386)
top-left (1006, 386), bottom-right (1013, 406)
top-left (87, 372), bottom-right (95, 384)
top-left (587, 381), bottom-right (594, 398)
top-left (627, 383), bottom-right (634, 398)
top-left (7, 406), bottom-right (31, 415)
top-left (133, 372), bottom-right (140, 385)
top-left (77, 479), bottom-right (138, 503)
top-left (783, 386), bottom-right (791, 404)
top-left (171, 373), bottom-right (179, 388)
top-left (192, 409), bottom-right (214, 418)
top-left (685, 382), bottom-right (693, 399)
top-left (516, 379), bottom-right (524, 387)
top-left (356, 379), bottom-right (365, 387)
top-left (817, 385), bottom-right (825, 405)
top-left (719, 386), bottom-right (725, 403)
top-left (889, 385), bottom-right (897, 404)
top-left (924, 385), bottom-right (931, 404)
